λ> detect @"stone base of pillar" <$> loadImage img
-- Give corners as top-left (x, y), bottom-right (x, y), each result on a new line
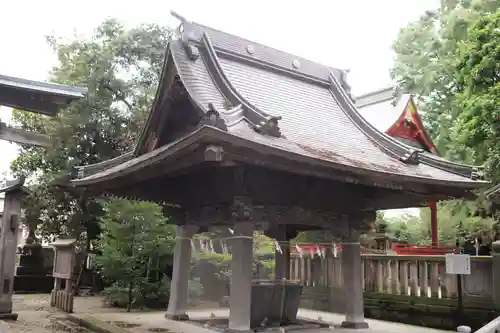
top-left (165, 313), bottom-right (189, 321)
top-left (341, 321), bottom-right (369, 329)
top-left (223, 328), bottom-right (254, 333)
top-left (0, 312), bottom-right (18, 320)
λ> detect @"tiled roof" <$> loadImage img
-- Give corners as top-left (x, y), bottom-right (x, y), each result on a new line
top-left (72, 14), bottom-right (486, 189)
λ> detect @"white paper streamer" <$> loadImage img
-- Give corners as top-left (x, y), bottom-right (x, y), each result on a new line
top-left (275, 240), bottom-right (283, 254)
top-left (316, 245), bottom-right (322, 258)
top-left (295, 244), bottom-right (303, 258)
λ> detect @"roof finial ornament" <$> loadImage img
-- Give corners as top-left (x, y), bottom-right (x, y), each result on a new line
top-left (170, 11), bottom-right (189, 24)
top-left (170, 11), bottom-right (199, 61)
top-left (198, 103), bottom-right (228, 131)
top-left (400, 149), bottom-right (420, 165)
top-left (391, 86), bottom-right (403, 106)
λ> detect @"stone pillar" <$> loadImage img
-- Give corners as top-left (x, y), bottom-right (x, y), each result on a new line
top-left (341, 230), bottom-right (368, 329)
top-left (166, 225), bottom-right (198, 320)
top-left (228, 221), bottom-right (254, 332)
top-left (492, 241), bottom-right (500, 310)
top-left (0, 190), bottom-right (22, 319)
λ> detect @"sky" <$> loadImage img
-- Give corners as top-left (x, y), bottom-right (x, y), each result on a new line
top-left (0, 0), bottom-right (441, 216)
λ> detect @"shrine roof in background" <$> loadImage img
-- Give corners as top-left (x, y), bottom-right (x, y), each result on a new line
top-left (0, 177), bottom-right (29, 195)
top-left (71, 13), bottom-right (487, 194)
top-left (0, 74), bottom-right (87, 116)
top-left (355, 86), bottom-right (404, 134)
top-left (356, 87), bottom-right (437, 154)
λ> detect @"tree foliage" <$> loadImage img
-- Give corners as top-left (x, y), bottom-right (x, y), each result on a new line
top-left (391, 0), bottom-right (499, 161)
top-left (390, 0), bottom-right (500, 243)
top-left (454, 11), bottom-right (500, 178)
top-left (9, 19), bottom-right (172, 240)
top-left (95, 198), bottom-right (175, 311)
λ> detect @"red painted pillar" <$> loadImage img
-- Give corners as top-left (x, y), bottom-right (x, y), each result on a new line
top-left (428, 201), bottom-right (438, 247)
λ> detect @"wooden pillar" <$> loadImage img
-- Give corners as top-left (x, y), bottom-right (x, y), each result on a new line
top-left (429, 201), bottom-right (438, 247)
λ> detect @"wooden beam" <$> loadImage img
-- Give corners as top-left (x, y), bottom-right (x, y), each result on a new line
top-left (0, 123), bottom-right (50, 147)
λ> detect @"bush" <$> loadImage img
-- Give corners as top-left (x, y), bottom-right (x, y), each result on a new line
top-left (188, 277), bottom-right (204, 306)
top-left (95, 198), bottom-right (176, 311)
top-left (102, 277), bottom-right (171, 309)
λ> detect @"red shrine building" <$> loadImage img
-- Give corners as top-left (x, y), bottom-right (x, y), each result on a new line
top-left (355, 87), bottom-right (440, 246)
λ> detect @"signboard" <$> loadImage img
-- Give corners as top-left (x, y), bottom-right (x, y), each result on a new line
top-left (445, 254), bottom-right (471, 275)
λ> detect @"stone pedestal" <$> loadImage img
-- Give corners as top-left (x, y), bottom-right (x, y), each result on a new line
top-left (166, 225), bottom-right (198, 321)
top-left (250, 280), bottom-right (302, 327)
top-left (492, 241), bottom-right (500, 310)
top-left (341, 241), bottom-right (368, 329)
top-left (228, 222), bottom-right (254, 332)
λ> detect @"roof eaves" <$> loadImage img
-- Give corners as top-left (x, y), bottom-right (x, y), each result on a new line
top-left (333, 78), bottom-right (483, 180)
top-left (0, 177), bottom-right (29, 195)
top-left (73, 152), bottom-right (134, 179)
top-left (72, 123), bottom-right (487, 191)
top-left (329, 73), bottom-right (422, 166)
top-left (71, 126), bottom-right (217, 187)
top-left (197, 31), bottom-right (282, 137)
top-left (355, 86), bottom-right (396, 108)
top-left (484, 183), bottom-right (500, 198)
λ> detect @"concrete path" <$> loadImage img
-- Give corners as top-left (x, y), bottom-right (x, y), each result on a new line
top-left (297, 308), bottom-right (455, 333)
top-left (87, 307), bottom-right (455, 333)
top-left (6, 294), bottom-right (456, 333)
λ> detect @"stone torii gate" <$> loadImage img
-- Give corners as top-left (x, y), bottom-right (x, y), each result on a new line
top-left (0, 74), bottom-right (86, 319)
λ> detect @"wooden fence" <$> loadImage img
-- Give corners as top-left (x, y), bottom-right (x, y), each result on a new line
top-left (289, 253), bottom-right (496, 329)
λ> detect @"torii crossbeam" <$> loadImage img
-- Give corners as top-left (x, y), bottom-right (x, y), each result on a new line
top-left (0, 74), bottom-right (87, 146)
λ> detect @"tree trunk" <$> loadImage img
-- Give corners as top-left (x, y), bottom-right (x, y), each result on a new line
top-left (127, 281), bottom-right (133, 312)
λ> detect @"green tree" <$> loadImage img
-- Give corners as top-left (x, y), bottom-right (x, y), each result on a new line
top-left (391, 0), bottom-right (499, 160)
top-left (390, 0), bottom-right (499, 243)
top-left (454, 12), bottom-right (500, 178)
top-left (95, 198), bottom-right (176, 311)
top-left (9, 19), bottom-right (172, 241)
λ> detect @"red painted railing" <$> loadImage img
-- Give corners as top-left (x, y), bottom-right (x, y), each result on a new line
top-left (290, 242), bottom-right (456, 256)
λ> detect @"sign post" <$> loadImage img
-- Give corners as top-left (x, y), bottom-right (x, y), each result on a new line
top-left (445, 253), bottom-right (471, 318)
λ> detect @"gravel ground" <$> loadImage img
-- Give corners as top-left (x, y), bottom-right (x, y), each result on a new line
top-left (0, 294), bottom-right (112, 333)
top-left (0, 294), bottom-right (69, 333)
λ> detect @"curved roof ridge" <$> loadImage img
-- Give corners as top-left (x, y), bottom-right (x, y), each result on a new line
top-left (345, 84), bottom-right (482, 179)
top-left (73, 152), bottom-right (134, 179)
top-left (198, 31), bottom-right (281, 137)
top-left (328, 72), bottom-right (421, 165)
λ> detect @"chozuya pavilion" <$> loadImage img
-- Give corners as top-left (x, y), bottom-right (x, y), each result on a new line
top-left (70, 13), bottom-right (487, 331)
